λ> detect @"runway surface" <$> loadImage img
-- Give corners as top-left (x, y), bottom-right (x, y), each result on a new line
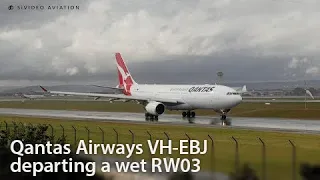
top-left (0, 97), bottom-right (320, 103)
top-left (0, 108), bottom-right (319, 133)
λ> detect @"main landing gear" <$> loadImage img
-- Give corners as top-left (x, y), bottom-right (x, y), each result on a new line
top-left (182, 111), bottom-right (196, 118)
top-left (145, 113), bottom-right (158, 122)
top-left (182, 111), bottom-right (196, 124)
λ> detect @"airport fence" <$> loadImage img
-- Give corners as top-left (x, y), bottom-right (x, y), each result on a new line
top-left (0, 119), bottom-right (318, 180)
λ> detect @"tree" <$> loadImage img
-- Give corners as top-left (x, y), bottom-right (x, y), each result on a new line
top-left (292, 87), bottom-right (305, 96)
top-left (229, 164), bottom-right (259, 180)
top-left (300, 163), bottom-right (320, 180)
top-left (168, 171), bottom-right (193, 180)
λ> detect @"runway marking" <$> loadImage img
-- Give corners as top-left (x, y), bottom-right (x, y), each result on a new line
top-left (231, 108), bottom-right (266, 115)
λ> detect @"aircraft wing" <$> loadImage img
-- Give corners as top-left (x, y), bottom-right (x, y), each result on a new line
top-left (40, 86), bottom-right (183, 104)
top-left (89, 84), bottom-right (124, 90)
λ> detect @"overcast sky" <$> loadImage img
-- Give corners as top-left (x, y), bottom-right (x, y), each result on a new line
top-left (0, 0), bottom-right (319, 86)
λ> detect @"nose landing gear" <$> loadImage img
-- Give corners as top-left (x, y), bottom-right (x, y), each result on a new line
top-left (220, 114), bottom-right (231, 126)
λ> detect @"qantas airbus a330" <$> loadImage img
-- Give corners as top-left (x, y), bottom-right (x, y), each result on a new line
top-left (40, 53), bottom-right (243, 125)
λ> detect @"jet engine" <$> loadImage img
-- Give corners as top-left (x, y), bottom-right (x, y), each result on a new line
top-left (145, 101), bottom-right (165, 115)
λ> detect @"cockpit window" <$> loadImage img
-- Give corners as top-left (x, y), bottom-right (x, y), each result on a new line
top-left (227, 92), bottom-right (240, 95)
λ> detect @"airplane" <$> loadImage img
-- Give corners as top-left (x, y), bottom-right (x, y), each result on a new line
top-left (40, 53), bottom-right (243, 125)
top-left (15, 93), bottom-right (46, 100)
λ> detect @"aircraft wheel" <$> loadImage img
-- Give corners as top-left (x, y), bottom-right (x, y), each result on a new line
top-left (145, 113), bottom-right (150, 121)
top-left (182, 111), bottom-right (187, 118)
top-left (150, 115), bottom-right (155, 121)
top-left (191, 111), bottom-right (196, 118)
top-left (187, 111), bottom-right (191, 118)
top-left (154, 116), bottom-right (158, 121)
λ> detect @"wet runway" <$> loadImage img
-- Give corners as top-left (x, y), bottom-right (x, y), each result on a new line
top-left (0, 108), bottom-right (319, 133)
top-left (1, 97), bottom-right (320, 103)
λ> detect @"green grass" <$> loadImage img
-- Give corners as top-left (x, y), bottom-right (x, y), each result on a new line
top-left (1, 116), bottom-right (320, 180)
top-left (0, 100), bottom-right (320, 119)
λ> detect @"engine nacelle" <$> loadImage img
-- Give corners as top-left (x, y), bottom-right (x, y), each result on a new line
top-left (145, 101), bottom-right (165, 115)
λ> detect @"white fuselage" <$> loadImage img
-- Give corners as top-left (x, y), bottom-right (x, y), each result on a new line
top-left (129, 84), bottom-right (242, 111)
top-left (22, 94), bottom-right (45, 99)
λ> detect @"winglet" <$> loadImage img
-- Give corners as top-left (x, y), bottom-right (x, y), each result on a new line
top-left (39, 86), bottom-right (48, 92)
top-left (242, 85), bottom-right (247, 93)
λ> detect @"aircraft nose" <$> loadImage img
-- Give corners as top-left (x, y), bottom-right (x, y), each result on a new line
top-left (235, 95), bottom-right (242, 105)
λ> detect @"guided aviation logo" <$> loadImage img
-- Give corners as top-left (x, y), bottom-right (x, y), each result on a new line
top-left (8, 5), bottom-right (80, 11)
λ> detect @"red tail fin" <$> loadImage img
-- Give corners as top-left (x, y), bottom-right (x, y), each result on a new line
top-left (115, 53), bottom-right (136, 95)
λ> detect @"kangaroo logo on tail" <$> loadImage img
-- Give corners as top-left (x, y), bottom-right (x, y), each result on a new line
top-left (115, 53), bottom-right (136, 96)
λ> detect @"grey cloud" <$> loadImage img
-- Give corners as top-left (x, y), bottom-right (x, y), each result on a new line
top-left (0, 0), bottom-right (320, 84)
top-left (127, 55), bottom-right (291, 84)
top-left (286, 57), bottom-right (320, 78)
